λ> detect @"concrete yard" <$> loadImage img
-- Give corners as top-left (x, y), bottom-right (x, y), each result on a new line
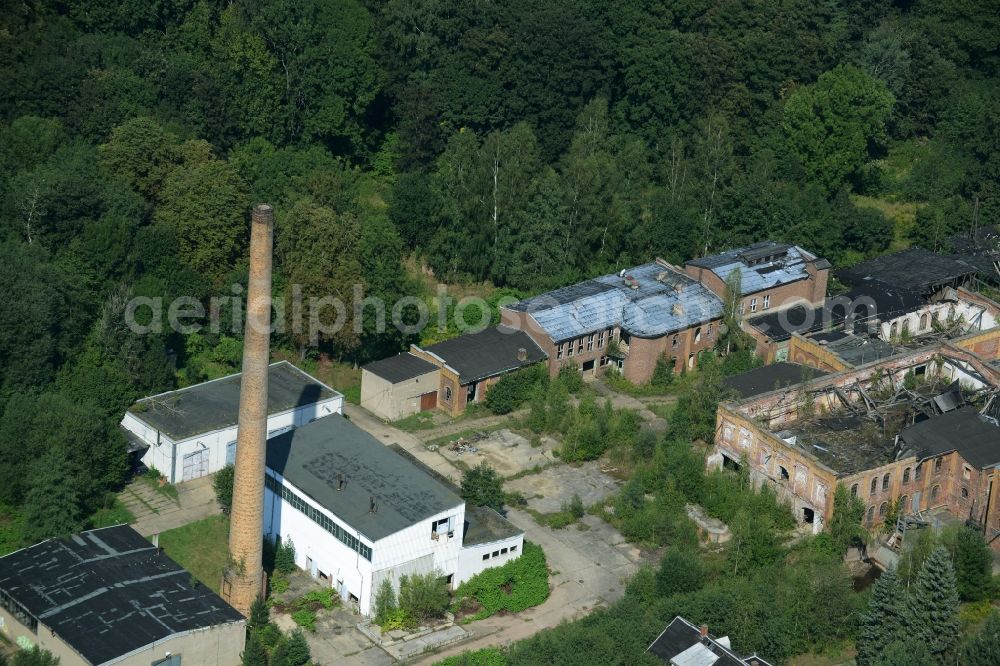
top-left (505, 460), bottom-right (623, 513)
top-left (436, 428), bottom-right (557, 477)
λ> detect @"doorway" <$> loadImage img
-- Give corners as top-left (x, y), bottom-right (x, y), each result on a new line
top-left (182, 448), bottom-right (208, 481)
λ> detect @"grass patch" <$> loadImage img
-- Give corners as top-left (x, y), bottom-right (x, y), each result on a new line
top-left (88, 497), bottom-right (135, 529)
top-left (159, 515), bottom-right (229, 593)
top-left (434, 647), bottom-right (506, 666)
top-left (645, 402), bottom-right (676, 420)
top-left (604, 372), bottom-right (678, 397)
top-left (291, 609), bottom-right (317, 631)
top-left (274, 351), bottom-right (362, 404)
top-left (526, 508), bottom-right (578, 529)
top-left (850, 194), bottom-right (922, 251)
top-left (452, 542), bottom-right (549, 622)
top-left (137, 469), bottom-right (180, 502)
top-left (394, 411), bottom-right (439, 432)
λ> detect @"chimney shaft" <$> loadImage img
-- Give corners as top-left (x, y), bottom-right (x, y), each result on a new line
top-left (517, 347), bottom-right (527, 362)
top-left (700, 624), bottom-right (708, 638)
top-left (223, 204), bottom-right (274, 615)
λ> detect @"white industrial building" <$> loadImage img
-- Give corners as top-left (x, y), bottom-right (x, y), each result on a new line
top-left (121, 361), bottom-right (343, 483)
top-left (263, 415), bottom-right (524, 616)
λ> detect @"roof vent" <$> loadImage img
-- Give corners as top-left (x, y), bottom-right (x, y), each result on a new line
top-left (336, 473), bottom-right (345, 491)
top-left (369, 495), bottom-right (378, 514)
top-left (517, 347), bottom-right (527, 362)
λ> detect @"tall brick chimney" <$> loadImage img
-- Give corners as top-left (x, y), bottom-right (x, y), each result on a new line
top-left (222, 204), bottom-right (274, 615)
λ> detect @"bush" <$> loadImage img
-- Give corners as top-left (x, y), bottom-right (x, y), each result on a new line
top-left (270, 573), bottom-right (290, 595)
top-left (398, 571), bottom-right (450, 623)
top-left (270, 629), bottom-right (311, 666)
top-left (379, 607), bottom-right (416, 632)
top-left (274, 536), bottom-right (297, 574)
top-left (557, 363), bottom-right (584, 393)
top-left (453, 542), bottom-right (549, 621)
top-left (563, 494), bottom-right (584, 519)
top-left (484, 364), bottom-right (547, 414)
top-left (650, 355), bottom-right (675, 387)
top-left (461, 462), bottom-right (505, 512)
top-left (213, 464), bottom-right (234, 514)
top-left (296, 587), bottom-right (337, 610)
top-left (435, 647), bottom-right (507, 666)
top-left (374, 578), bottom-right (397, 624)
top-left (290, 609), bottom-right (317, 631)
top-left (655, 547), bottom-right (705, 597)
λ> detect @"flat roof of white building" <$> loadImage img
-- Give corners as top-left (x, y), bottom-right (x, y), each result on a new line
top-left (127, 361), bottom-right (340, 440)
top-left (265, 415), bottom-right (463, 541)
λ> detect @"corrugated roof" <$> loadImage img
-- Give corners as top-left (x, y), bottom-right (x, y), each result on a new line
top-left (508, 262), bottom-right (723, 341)
top-left (362, 353), bottom-right (438, 383)
top-left (0, 526), bottom-right (243, 664)
top-left (686, 242), bottom-right (820, 295)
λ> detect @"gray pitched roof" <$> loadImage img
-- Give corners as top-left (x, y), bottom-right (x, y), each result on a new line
top-left (723, 362), bottom-right (829, 399)
top-left (686, 241), bottom-right (825, 295)
top-left (362, 353), bottom-right (438, 383)
top-left (507, 262), bottom-right (723, 341)
top-left (900, 408), bottom-right (1000, 469)
top-left (128, 361), bottom-right (340, 441)
top-left (647, 616), bottom-right (773, 666)
top-left (0, 526), bottom-right (243, 665)
top-left (265, 415), bottom-right (463, 541)
top-left (420, 326), bottom-right (547, 383)
top-left (837, 248), bottom-right (977, 293)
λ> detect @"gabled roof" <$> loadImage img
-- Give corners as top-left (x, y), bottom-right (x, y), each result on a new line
top-left (723, 362), bottom-right (829, 399)
top-left (686, 242), bottom-right (826, 295)
top-left (0, 526), bottom-right (243, 664)
top-left (127, 361), bottom-right (340, 441)
top-left (419, 326), bottom-right (547, 383)
top-left (837, 248), bottom-right (977, 293)
top-left (647, 616), bottom-right (772, 666)
top-left (507, 262), bottom-right (723, 341)
top-left (362, 352), bottom-right (438, 383)
top-left (900, 408), bottom-right (1000, 469)
top-left (265, 415), bottom-right (463, 541)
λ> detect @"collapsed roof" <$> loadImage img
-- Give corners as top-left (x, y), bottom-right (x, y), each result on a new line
top-left (686, 241), bottom-right (828, 295)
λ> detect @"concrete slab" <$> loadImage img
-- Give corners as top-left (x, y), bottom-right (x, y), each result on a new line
top-left (383, 625), bottom-right (467, 661)
top-left (438, 429), bottom-right (556, 477)
top-left (505, 461), bottom-right (622, 513)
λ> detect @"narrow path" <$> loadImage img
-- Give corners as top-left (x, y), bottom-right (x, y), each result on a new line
top-left (412, 408), bottom-right (528, 443)
top-left (121, 475), bottom-right (221, 537)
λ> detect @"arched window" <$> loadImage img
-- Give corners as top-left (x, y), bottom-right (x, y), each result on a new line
top-left (901, 319), bottom-right (910, 336)
top-left (870, 477), bottom-right (878, 496)
top-left (961, 487), bottom-right (969, 499)
top-left (931, 485), bottom-right (940, 501)
top-left (915, 464), bottom-right (923, 480)
top-left (903, 467), bottom-right (911, 484)
top-left (850, 483), bottom-right (858, 497)
top-left (687, 353), bottom-right (695, 369)
top-left (934, 457), bottom-right (943, 473)
top-left (866, 506), bottom-right (875, 524)
top-left (899, 495), bottom-right (908, 514)
top-left (890, 322), bottom-right (899, 338)
top-left (882, 473), bottom-right (890, 491)
top-left (694, 327), bottom-right (702, 343)
top-left (919, 313), bottom-right (929, 330)
top-left (879, 502), bottom-right (888, 517)
top-left (672, 335), bottom-right (679, 350)
top-left (707, 324), bottom-right (714, 338)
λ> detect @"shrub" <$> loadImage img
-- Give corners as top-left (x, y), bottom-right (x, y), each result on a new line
top-left (290, 609), bottom-right (317, 631)
top-left (563, 494), bottom-right (584, 519)
top-left (557, 363), bottom-right (584, 393)
top-left (461, 462), bottom-right (505, 512)
top-left (435, 647), bottom-right (507, 666)
top-left (213, 464), bottom-right (234, 514)
top-left (485, 364), bottom-right (547, 414)
top-left (274, 536), bottom-right (297, 574)
top-left (270, 629), bottom-right (311, 666)
top-left (650, 355), bottom-right (675, 387)
top-left (453, 542), bottom-right (549, 621)
top-left (296, 588), bottom-right (337, 610)
top-left (379, 607), bottom-right (416, 632)
top-left (398, 571), bottom-right (450, 623)
top-left (374, 578), bottom-right (397, 624)
top-left (270, 573), bottom-right (290, 595)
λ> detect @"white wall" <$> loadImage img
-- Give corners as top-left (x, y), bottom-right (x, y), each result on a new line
top-left (124, 395), bottom-right (344, 483)
top-left (457, 534), bottom-right (524, 584)
top-left (360, 369), bottom-right (440, 421)
top-left (264, 473), bottom-right (464, 616)
top-left (879, 301), bottom-right (996, 341)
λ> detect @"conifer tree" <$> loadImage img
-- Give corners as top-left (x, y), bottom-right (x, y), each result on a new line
top-left (241, 631), bottom-right (267, 666)
top-left (21, 447), bottom-right (83, 543)
top-left (248, 595), bottom-right (269, 630)
top-left (960, 611), bottom-right (1000, 666)
top-left (856, 567), bottom-right (906, 665)
top-left (905, 545), bottom-right (960, 660)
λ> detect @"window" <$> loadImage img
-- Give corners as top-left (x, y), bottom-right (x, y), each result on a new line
top-left (482, 553), bottom-right (490, 561)
top-left (510, 544), bottom-right (518, 552)
top-left (707, 324), bottom-right (714, 338)
top-left (694, 327), bottom-right (702, 343)
top-left (882, 473), bottom-right (890, 491)
top-left (934, 457), bottom-right (942, 473)
top-left (963, 465), bottom-right (972, 480)
top-left (577, 338), bottom-right (584, 354)
top-left (867, 506), bottom-right (875, 524)
top-left (931, 485), bottom-right (940, 501)
top-left (920, 313), bottom-right (929, 330)
top-left (961, 487), bottom-right (969, 499)
top-left (879, 502), bottom-right (888, 516)
top-left (672, 335), bottom-right (679, 350)
top-left (903, 467), bottom-right (911, 484)
top-left (850, 483), bottom-right (858, 497)
top-left (890, 322), bottom-right (898, 338)
top-left (687, 353), bottom-right (695, 369)
top-left (870, 477), bottom-right (878, 496)
top-left (501, 547), bottom-right (508, 554)
top-left (902, 319), bottom-right (910, 336)
top-left (763, 294), bottom-right (770, 309)
top-left (556, 344), bottom-right (563, 360)
top-left (443, 386), bottom-right (452, 402)
top-left (598, 330), bottom-right (606, 348)
top-left (567, 341), bottom-right (574, 357)
top-left (915, 464), bottom-right (922, 480)
top-left (750, 297), bottom-right (758, 313)
top-left (779, 466), bottom-right (790, 482)
top-left (586, 334), bottom-right (594, 351)
top-left (492, 550), bottom-right (500, 558)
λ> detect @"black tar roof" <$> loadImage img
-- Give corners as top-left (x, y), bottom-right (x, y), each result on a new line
top-left (463, 505), bottom-right (523, 547)
top-left (647, 616), bottom-right (772, 666)
top-left (686, 240), bottom-right (791, 269)
top-left (265, 414), bottom-right (463, 541)
top-left (837, 248), bottom-right (977, 293)
top-left (362, 353), bottom-right (438, 383)
top-left (900, 408), bottom-right (1000, 469)
top-left (724, 362), bottom-right (829, 399)
top-left (129, 361), bottom-right (340, 441)
top-left (0, 525), bottom-right (243, 664)
top-left (419, 326), bottom-right (547, 383)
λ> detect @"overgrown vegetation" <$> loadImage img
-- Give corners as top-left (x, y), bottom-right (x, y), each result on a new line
top-left (213, 464), bottom-right (234, 514)
top-left (452, 542), bottom-right (549, 622)
top-left (484, 364), bottom-right (548, 415)
top-left (460, 462), bottom-right (506, 513)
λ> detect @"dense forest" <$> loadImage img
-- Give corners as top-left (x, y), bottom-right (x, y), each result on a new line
top-left (0, 0), bottom-right (998, 545)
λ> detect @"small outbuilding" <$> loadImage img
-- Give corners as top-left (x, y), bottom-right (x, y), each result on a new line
top-left (360, 353), bottom-right (440, 421)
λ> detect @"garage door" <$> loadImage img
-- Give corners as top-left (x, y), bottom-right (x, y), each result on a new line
top-left (420, 391), bottom-right (437, 410)
top-left (182, 448), bottom-right (209, 481)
